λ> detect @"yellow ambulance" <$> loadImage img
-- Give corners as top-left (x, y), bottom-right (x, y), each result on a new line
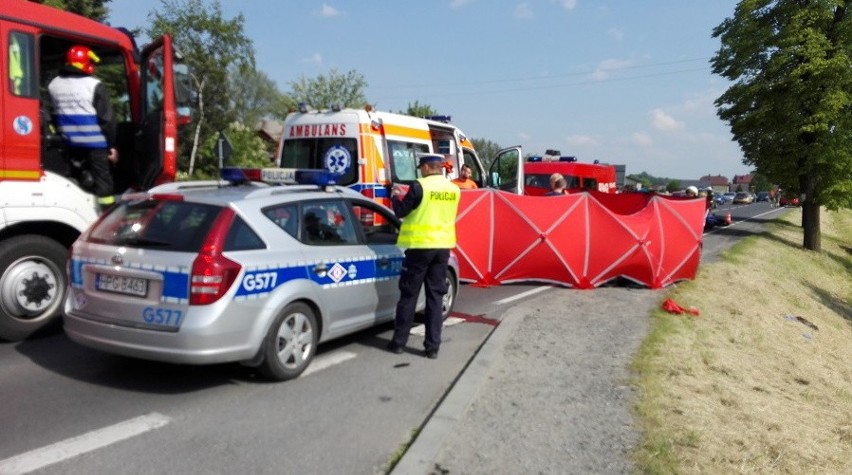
top-left (276, 105), bottom-right (486, 223)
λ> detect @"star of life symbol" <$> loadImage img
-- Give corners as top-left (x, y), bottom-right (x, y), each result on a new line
top-left (328, 262), bottom-right (349, 283)
top-left (13, 115), bottom-right (33, 135)
top-left (323, 145), bottom-right (351, 175)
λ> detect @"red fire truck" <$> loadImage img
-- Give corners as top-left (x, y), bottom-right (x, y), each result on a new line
top-left (0, 1), bottom-right (192, 340)
top-left (487, 146), bottom-right (618, 195)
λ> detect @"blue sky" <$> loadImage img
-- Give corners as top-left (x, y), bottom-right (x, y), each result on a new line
top-left (107, 0), bottom-right (747, 180)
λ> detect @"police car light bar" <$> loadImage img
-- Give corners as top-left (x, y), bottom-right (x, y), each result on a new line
top-left (221, 167), bottom-right (337, 187)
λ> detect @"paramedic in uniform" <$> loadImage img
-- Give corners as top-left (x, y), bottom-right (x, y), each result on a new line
top-left (387, 154), bottom-right (461, 359)
top-left (48, 45), bottom-right (118, 208)
top-left (451, 163), bottom-right (478, 189)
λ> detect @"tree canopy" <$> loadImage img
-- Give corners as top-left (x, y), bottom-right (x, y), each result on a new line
top-left (289, 69), bottom-right (368, 110)
top-left (712, 0), bottom-right (852, 251)
top-left (33, 0), bottom-right (110, 21)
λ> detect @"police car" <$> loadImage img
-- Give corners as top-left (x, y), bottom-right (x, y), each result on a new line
top-left (63, 168), bottom-right (459, 381)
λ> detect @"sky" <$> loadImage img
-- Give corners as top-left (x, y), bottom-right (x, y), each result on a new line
top-left (106, 0), bottom-right (748, 180)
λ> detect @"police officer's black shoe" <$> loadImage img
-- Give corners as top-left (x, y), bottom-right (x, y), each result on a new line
top-left (386, 343), bottom-right (404, 354)
top-left (425, 349), bottom-right (438, 359)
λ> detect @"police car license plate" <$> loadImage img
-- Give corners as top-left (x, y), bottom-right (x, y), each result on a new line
top-left (96, 273), bottom-right (148, 297)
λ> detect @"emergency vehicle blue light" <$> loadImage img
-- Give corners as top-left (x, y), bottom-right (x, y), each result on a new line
top-left (220, 167), bottom-right (256, 183)
top-left (559, 156), bottom-right (578, 162)
top-left (528, 156), bottom-right (542, 162)
top-left (294, 169), bottom-right (337, 186)
top-left (425, 115), bottom-right (452, 123)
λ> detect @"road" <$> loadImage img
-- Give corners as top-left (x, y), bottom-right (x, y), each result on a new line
top-left (0, 201), bottom-right (789, 475)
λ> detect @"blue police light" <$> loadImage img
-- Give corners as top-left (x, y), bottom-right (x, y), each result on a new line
top-left (528, 155), bottom-right (542, 162)
top-left (294, 169), bottom-right (337, 186)
top-left (221, 167), bottom-right (259, 183)
top-left (558, 156), bottom-right (578, 162)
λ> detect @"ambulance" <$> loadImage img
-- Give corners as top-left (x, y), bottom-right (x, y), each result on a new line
top-left (0, 1), bottom-right (192, 340)
top-left (487, 146), bottom-right (618, 195)
top-left (276, 106), bottom-right (487, 224)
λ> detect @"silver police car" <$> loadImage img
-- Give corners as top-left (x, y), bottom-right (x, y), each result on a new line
top-left (64, 168), bottom-right (459, 381)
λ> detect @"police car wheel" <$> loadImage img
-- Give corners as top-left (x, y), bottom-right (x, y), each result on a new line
top-left (441, 269), bottom-right (457, 321)
top-left (258, 302), bottom-right (318, 381)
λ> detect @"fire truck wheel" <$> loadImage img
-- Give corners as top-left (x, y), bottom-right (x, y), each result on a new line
top-left (0, 235), bottom-right (68, 341)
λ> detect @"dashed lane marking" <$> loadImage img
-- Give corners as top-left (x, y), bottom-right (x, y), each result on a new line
top-left (301, 350), bottom-right (357, 377)
top-left (494, 285), bottom-right (551, 305)
top-left (0, 413), bottom-right (170, 475)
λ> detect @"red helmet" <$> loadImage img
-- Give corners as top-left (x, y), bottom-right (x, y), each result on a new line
top-left (66, 45), bottom-right (100, 74)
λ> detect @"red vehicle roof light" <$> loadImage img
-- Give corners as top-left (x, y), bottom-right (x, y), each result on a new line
top-left (190, 208), bottom-right (242, 305)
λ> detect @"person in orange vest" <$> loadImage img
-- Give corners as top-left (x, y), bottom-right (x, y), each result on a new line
top-left (387, 154), bottom-right (461, 359)
top-left (451, 163), bottom-right (478, 189)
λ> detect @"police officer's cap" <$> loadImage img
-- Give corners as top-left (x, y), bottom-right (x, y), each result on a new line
top-left (418, 154), bottom-right (444, 167)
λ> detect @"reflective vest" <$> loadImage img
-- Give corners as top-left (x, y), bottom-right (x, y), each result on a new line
top-left (397, 175), bottom-right (460, 249)
top-left (48, 75), bottom-right (108, 149)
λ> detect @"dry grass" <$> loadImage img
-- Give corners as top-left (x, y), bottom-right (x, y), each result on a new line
top-left (633, 208), bottom-right (852, 474)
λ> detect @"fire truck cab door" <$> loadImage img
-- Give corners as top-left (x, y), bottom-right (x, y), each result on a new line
top-left (138, 35), bottom-right (179, 190)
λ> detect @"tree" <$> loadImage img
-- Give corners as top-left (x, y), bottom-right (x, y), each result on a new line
top-left (229, 66), bottom-right (295, 126)
top-left (471, 138), bottom-right (502, 171)
top-left (146, 0), bottom-right (255, 177)
top-left (34, 0), bottom-right (110, 21)
top-left (289, 69), bottom-right (368, 110)
top-left (193, 122), bottom-right (272, 179)
top-left (712, 1), bottom-right (852, 251)
top-left (400, 100), bottom-right (437, 118)
top-left (666, 180), bottom-right (682, 193)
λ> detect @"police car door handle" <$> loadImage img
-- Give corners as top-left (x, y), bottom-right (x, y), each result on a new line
top-left (313, 263), bottom-right (328, 273)
top-left (377, 257), bottom-right (390, 268)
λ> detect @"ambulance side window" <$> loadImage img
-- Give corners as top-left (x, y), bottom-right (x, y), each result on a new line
top-left (388, 141), bottom-right (428, 182)
top-left (8, 31), bottom-right (37, 98)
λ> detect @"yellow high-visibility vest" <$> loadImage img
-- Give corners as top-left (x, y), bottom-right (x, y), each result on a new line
top-left (397, 175), bottom-right (460, 249)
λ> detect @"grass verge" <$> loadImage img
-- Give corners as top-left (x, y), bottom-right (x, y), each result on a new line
top-left (632, 208), bottom-right (852, 474)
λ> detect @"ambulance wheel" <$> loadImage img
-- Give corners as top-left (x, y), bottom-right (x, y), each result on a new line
top-left (258, 302), bottom-right (318, 381)
top-left (0, 235), bottom-right (67, 341)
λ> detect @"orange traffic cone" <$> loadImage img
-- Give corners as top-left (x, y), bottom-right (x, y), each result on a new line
top-left (725, 212), bottom-right (732, 225)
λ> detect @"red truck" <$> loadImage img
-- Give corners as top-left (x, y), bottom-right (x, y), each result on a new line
top-left (486, 146), bottom-right (618, 195)
top-left (0, 0), bottom-right (192, 340)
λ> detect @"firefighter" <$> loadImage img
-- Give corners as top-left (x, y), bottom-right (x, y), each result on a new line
top-left (387, 154), bottom-right (461, 359)
top-left (47, 45), bottom-right (118, 209)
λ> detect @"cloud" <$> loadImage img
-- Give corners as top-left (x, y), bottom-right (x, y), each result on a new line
top-left (450, 0), bottom-right (475, 8)
top-left (565, 134), bottom-right (598, 146)
top-left (632, 132), bottom-right (653, 147)
top-left (557, 0), bottom-right (578, 10)
top-left (514, 2), bottom-right (534, 19)
top-left (303, 53), bottom-right (322, 65)
top-left (592, 58), bottom-right (632, 80)
top-left (319, 3), bottom-right (341, 17)
top-left (649, 108), bottom-right (685, 131)
top-left (607, 28), bottom-right (624, 41)
top-left (519, 132), bottom-right (531, 141)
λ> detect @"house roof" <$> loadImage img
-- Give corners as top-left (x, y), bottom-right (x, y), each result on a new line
top-left (701, 174), bottom-right (730, 186)
top-left (732, 174), bottom-right (753, 184)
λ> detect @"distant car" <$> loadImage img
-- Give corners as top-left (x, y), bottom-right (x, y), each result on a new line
top-left (721, 192), bottom-right (737, 204)
top-left (779, 194), bottom-right (801, 207)
top-left (64, 168), bottom-right (460, 381)
top-left (756, 191), bottom-right (769, 202)
top-left (733, 192), bottom-right (753, 204)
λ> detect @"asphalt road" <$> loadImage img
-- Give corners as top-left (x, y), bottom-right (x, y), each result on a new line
top-left (0, 201), bottom-right (789, 475)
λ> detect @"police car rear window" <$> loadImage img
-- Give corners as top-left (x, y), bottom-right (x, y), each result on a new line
top-left (87, 200), bottom-right (223, 252)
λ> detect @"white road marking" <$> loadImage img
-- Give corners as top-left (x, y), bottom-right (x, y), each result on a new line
top-left (301, 350), bottom-right (357, 377)
top-left (0, 413), bottom-right (170, 475)
top-left (410, 316), bottom-right (465, 336)
top-left (494, 286), bottom-right (551, 305)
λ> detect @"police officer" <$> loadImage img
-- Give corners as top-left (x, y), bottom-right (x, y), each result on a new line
top-left (387, 154), bottom-right (461, 359)
top-left (48, 45), bottom-right (118, 209)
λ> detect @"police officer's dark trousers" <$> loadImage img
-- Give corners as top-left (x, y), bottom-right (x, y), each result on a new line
top-left (391, 248), bottom-right (450, 353)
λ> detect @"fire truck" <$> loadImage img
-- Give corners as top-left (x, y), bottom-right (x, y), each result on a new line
top-left (487, 146), bottom-right (618, 195)
top-left (0, 1), bottom-right (192, 340)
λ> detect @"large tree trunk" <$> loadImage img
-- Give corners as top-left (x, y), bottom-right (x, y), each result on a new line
top-left (800, 173), bottom-right (821, 251)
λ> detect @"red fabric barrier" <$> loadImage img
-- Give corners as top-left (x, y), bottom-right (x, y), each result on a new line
top-left (455, 189), bottom-right (705, 289)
